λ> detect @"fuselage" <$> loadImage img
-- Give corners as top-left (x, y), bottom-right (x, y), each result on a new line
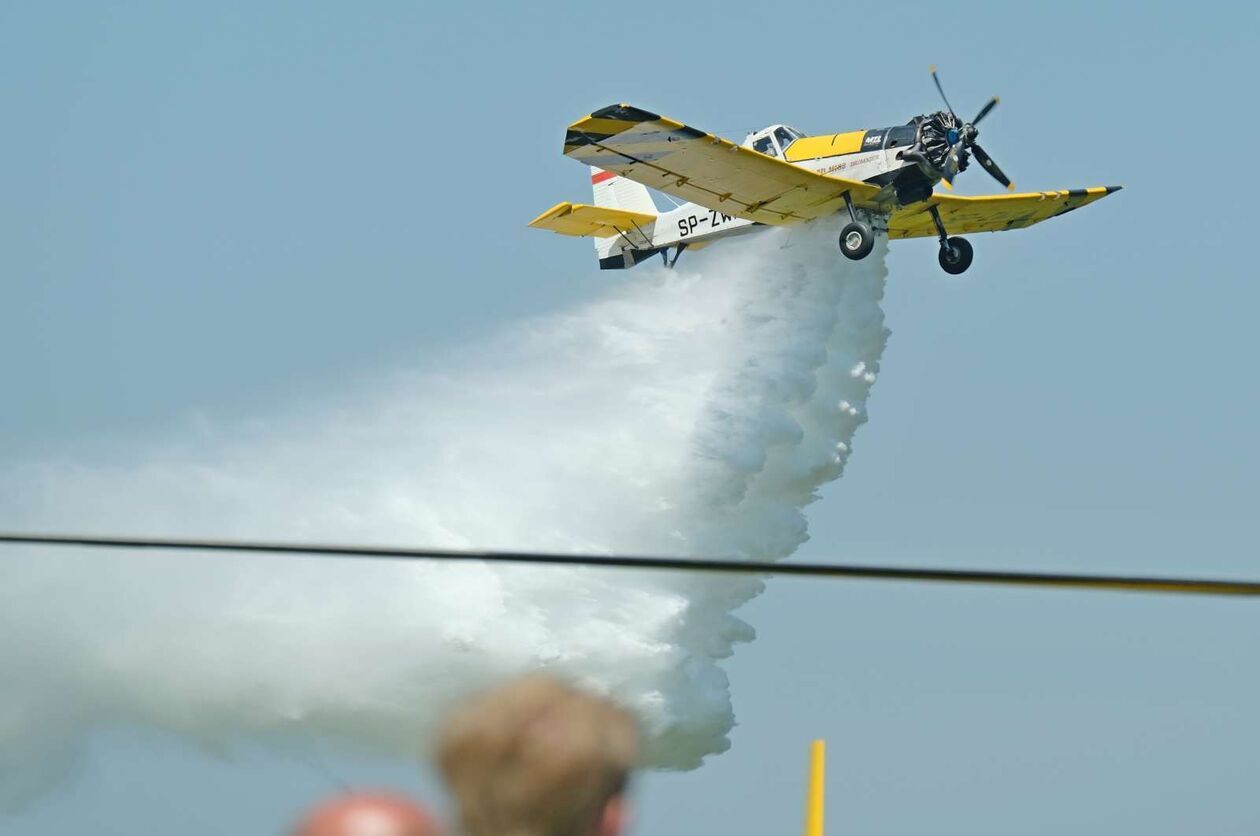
top-left (626, 118), bottom-right (941, 258)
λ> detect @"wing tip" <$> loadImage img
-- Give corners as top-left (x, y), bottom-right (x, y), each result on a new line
top-left (527, 202), bottom-right (573, 229)
top-left (589, 103), bottom-right (661, 124)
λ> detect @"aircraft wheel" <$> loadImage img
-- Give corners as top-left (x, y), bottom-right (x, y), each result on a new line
top-left (938, 236), bottom-right (973, 275)
top-left (839, 222), bottom-right (874, 260)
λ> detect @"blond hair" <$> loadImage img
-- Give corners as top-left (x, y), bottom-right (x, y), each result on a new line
top-left (436, 676), bottom-right (640, 836)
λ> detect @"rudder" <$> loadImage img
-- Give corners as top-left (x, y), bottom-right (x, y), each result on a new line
top-left (590, 168), bottom-right (656, 216)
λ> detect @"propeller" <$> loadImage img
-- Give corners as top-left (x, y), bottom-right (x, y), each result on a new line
top-left (941, 144), bottom-right (963, 185)
top-left (971, 142), bottom-right (1011, 189)
top-left (928, 68), bottom-right (1013, 190)
top-left (972, 95), bottom-right (999, 125)
top-left (929, 65), bottom-right (956, 117)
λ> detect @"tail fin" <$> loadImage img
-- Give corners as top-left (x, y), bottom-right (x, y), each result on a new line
top-left (591, 168), bottom-right (656, 215)
top-left (589, 168), bottom-right (658, 268)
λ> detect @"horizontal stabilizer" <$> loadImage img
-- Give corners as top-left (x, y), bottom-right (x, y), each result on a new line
top-left (528, 202), bottom-right (655, 238)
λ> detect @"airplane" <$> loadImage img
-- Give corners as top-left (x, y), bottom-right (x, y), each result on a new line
top-left (529, 69), bottom-right (1120, 275)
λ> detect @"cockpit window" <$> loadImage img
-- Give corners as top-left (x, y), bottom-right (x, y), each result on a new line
top-left (753, 136), bottom-right (776, 156)
top-left (773, 127), bottom-right (798, 152)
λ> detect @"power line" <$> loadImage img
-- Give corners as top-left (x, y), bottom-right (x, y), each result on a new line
top-left (1, 532), bottom-right (1258, 598)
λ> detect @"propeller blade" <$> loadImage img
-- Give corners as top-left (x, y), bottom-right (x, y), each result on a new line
top-left (972, 96), bottom-right (1000, 125)
top-left (971, 142), bottom-right (1012, 189)
top-left (929, 65), bottom-right (956, 117)
top-left (941, 146), bottom-right (960, 184)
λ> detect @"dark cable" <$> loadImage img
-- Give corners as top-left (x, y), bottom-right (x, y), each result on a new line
top-left (1, 532), bottom-right (1258, 598)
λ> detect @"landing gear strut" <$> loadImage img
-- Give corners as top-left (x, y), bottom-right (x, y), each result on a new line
top-left (838, 191), bottom-right (874, 261)
top-left (669, 242), bottom-right (687, 268)
top-left (929, 205), bottom-right (973, 275)
top-left (661, 242), bottom-right (688, 269)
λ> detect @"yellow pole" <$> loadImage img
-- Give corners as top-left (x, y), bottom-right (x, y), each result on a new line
top-left (804, 739), bottom-right (826, 836)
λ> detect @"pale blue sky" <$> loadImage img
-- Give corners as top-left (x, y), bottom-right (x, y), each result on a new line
top-left (3, 1), bottom-right (1259, 834)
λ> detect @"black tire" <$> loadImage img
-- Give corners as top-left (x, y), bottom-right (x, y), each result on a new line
top-left (839, 221), bottom-right (874, 260)
top-left (938, 236), bottom-right (973, 275)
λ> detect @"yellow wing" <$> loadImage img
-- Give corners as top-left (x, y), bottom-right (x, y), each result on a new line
top-left (888, 187), bottom-right (1121, 239)
top-left (562, 104), bottom-right (887, 226)
top-left (527, 202), bottom-right (656, 238)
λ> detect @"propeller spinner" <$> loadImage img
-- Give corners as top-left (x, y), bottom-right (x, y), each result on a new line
top-left (929, 67), bottom-right (1013, 190)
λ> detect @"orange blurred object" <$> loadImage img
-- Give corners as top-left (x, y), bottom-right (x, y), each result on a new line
top-left (293, 792), bottom-right (441, 836)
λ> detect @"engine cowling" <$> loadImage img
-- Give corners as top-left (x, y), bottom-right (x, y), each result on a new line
top-left (915, 111), bottom-right (969, 175)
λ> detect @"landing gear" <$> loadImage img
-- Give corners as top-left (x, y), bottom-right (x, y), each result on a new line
top-left (838, 190), bottom-right (875, 261)
top-left (668, 242), bottom-right (687, 268)
top-left (929, 205), bottom-right (973, 275)
top-left (840, 222), bottom-right (874, 260)
top-left (660, 242), bottom-right (687, 269)
top-left (938, 236), bottom-right (973, 274)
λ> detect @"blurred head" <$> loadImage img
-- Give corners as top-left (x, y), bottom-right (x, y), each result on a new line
top-left (437, 675), bottom-right (641, 836)
top-left (292, 791), bottom-right (440, 836)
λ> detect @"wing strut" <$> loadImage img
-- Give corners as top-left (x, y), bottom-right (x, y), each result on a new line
top-left (627, 218), bottom-right (653, 247)
top-left (609, 221), bottom-right (652, 254)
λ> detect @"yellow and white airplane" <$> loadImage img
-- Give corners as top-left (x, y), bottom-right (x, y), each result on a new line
top-left (529, 70), bottom-right (1119, 274)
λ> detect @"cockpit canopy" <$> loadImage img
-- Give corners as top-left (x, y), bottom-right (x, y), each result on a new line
top-left (743, 122), bottom-right (924, 159)
top-left (742, 124), bottom-right (805, 158)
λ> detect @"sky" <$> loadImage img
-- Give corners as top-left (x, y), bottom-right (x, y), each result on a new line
top-left (3, 1), bottom-right (1259, 834)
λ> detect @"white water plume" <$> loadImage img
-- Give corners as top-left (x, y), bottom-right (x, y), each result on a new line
top-left (0, 218), bottom-right (889, 805)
